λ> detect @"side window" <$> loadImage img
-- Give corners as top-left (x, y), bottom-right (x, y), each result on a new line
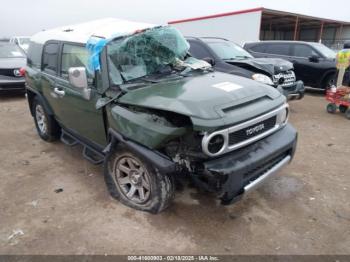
top-left (27, 41), bottom-right (43, 68)
top-left (189, 41), bottom-right (211, 59)
top-left (42, 43), bottom-right (59, 74)
top-left (250, 44), bottom-right (266, 53)
top-left (60, 44), bottom-right (92, 79)
top-left (265, 44), bottom-right (291, 56)
top-left (293, 45), bottom-right (318, 58)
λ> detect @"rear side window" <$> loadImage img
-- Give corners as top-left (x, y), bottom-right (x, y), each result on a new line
top-left (42, 42), bottom-right (59, 74)
top-left (292, 44), bottom-right (318, 58)
top-left (27, 41), bottom-right (43, 68)
top-left (249, 44), bottom-right (266, 53)
top-left (60, 44), bottom-right (92, 79)
top-left (189, 41), bottom-right (211, 59)
top-left (265, 44), bottom-right (291, 56)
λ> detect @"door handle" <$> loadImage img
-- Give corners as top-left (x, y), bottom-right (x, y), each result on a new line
top-left (54, 87), bottom-right (65, 96)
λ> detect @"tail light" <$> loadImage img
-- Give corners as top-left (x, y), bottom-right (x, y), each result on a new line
top-left (19, 67), bottom-right (26, 76)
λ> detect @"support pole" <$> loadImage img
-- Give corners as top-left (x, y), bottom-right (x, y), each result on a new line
top-left (293, 16), bottom-right (299, 40)
top-left (318, 21), bottom-right (324, 43)
top-left (338, 24), bottom-right (344, 49)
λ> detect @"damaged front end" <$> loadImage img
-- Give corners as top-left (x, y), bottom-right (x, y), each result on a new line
top-left (229, 59), bottom-right (305, 100)
top-left (106, 99), bottom-right (297, 205)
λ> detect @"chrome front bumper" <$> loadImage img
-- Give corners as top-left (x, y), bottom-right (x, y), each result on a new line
top-left (244, 155), bottom-right (291, 193)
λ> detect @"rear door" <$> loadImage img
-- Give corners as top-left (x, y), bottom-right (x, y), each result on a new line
top-left (264, 43), bottom-right (292, 60)
top-left (41, 41), bottom-right (65, 118)
top-left (54, 43), bottom-right (107, 147)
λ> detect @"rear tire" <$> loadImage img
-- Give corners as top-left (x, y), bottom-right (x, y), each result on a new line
top-left (339, 105), bottom-right (348, 113)
top-left (323, 73), bottom-right (336, 90)
top-left (104, 146), bottom-right (175, 213)
top-left (32, 97), bottom-right (60, 142)
top-left (326, 103), bottom-right (337, 114)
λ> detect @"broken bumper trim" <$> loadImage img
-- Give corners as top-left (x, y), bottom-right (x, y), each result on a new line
top-left (244, 155), bottom-right (291, 194)
top-left (277, 80), bottom-right (305, 100)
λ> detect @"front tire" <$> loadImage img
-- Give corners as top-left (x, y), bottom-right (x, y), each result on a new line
top-left (327, 103), bottom-right (337, 114)
top-left (104, 146), bottom-right (175, 213)
top-left (32, 97), bottom-right (60, 142)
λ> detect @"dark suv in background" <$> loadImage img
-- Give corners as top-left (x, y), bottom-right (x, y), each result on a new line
top-left (187, 37), bottom-right (304, 99)
top-left (244, 41), bottom-right (337, 90)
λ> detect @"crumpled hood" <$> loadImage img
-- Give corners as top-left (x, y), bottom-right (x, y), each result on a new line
top-left (118, 72), bottom-right (285, 130)
top-left (0, 57), bottom-right (26, 69)
top-left (225, 58), bottom-right (294, 76)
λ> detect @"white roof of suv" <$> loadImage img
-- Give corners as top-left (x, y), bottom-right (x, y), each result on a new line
top-left (30, 18), bottom-right (157, 44)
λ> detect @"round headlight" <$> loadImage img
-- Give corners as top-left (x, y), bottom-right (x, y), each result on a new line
top-left (208, 134), bottom-right (225, 154)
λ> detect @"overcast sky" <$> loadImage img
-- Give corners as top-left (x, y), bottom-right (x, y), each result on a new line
top-left (1, 0), bottom-right (349, 37)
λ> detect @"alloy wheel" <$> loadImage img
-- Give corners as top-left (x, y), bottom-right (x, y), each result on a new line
top-left (113, 156), bottom-right (151, 204)
top-left (35, 105), bottom-right (48, 135)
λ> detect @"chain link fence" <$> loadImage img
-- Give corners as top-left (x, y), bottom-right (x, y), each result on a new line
top-left (322, 39), bottom-right (350, 50)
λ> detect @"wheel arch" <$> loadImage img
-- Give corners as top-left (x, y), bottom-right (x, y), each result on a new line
top-left (320, 70), bottom-right (337, 89)
top-left (103, 128), bottom-right (176, 175)
top-left (26, 87), bottom-right (54, 117)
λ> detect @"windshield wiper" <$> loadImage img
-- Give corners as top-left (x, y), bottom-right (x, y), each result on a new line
top-left (123, 76), bottom-right (159, 85)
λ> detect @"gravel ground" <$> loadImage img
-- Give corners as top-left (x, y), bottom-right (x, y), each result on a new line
top-left (0, 92), bottom-right (349, 255)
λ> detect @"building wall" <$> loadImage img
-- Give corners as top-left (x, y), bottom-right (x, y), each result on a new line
top-left (299, 29), bottom-right (318, 41)
top-left (170, 11), bottom-right (262, 45)
top-left (342, 26), bottom-right (350, 39)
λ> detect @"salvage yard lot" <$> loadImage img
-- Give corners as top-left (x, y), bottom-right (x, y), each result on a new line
top-left (0, 93), bottom-right (349, 254)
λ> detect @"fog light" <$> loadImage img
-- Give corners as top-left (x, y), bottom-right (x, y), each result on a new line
top-left (208, 134), bottom-right (225, 154)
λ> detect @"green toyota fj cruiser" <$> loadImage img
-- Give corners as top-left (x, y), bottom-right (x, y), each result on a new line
top-left (25, 19), bottom-right (297, 213)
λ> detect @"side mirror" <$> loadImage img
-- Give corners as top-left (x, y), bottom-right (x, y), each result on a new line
top-left (68, 67), bottom-right (91, 100)
top-left (202, 57), bottom-right (215, 66)
top-left (308, 55), bottom-right (319, 63)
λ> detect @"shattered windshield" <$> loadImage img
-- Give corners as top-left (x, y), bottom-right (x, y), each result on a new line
top-left (107, 26), bottom-right (190, 84)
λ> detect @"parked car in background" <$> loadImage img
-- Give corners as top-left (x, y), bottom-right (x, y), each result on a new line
top-left (25, 19), bottom-right (297, 213)
top-left (0, 43), bottom-right (26, 93)
top-left (244, 41), bottom-right (337, 90)
top-left (187, 37), bottom-right (304, 100)
top-left (9, 36), bottom-right (30, 53)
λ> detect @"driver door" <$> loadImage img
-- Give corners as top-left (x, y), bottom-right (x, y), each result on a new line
top-left (54, 43), bottom-right (107, 147)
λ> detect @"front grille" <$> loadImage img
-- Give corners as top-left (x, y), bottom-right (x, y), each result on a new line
top-left (0, 68), bottom-right (20, 77)
top-left (243, 151), bottom-right (289, 182)
top-left (229, 116), bottom-right (276, 145)
top-left (273, 70), bottom-right (296, 87)
top-left (201, 104), bottom-right (288, 157)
